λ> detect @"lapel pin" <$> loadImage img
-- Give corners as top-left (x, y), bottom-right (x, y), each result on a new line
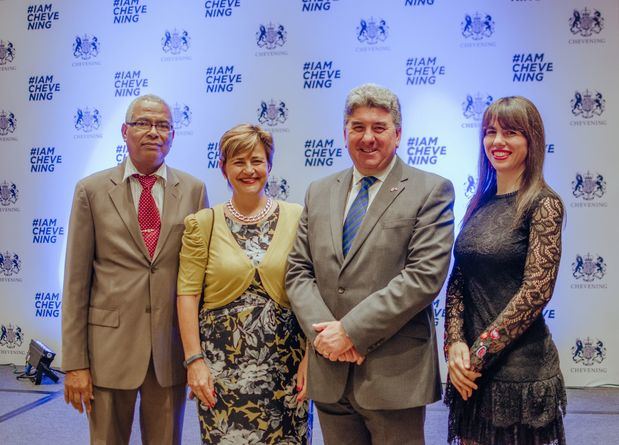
top-left (390, 187), bottom-right (398, 192)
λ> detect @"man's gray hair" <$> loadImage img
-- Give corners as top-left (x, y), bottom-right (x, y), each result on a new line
top-left (125, 94), bottom-right (171, 122)
top-left (344, 83), bottom-right (402, 129)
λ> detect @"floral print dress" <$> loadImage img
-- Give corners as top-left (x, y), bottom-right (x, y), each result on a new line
top-left (197, 208), bottom-right (311, 444)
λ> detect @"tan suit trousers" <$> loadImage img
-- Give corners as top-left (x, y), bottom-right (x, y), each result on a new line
top-left (87, 359), bottom-right (186, 445)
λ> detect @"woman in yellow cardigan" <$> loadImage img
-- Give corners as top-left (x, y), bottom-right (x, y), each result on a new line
top-left (177, 124), bottom-right (310, 444)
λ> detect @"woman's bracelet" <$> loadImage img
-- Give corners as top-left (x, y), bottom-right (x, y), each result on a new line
top-left (182, 353), bottom-right (205, 368)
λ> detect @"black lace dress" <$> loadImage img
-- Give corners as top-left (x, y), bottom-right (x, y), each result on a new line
top-left (444, 189), bottom-right (567, 445)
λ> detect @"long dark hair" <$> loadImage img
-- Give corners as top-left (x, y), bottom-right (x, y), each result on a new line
top-left (462, 96), bottom-right (550, 226)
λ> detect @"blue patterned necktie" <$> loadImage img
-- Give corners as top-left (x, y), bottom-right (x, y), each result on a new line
top-left (342, 176), bottom-right (378, 257)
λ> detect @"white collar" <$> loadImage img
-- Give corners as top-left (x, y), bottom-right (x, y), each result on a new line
top-left (351, 154), bottom-right (397, 185)
top-left (122, 157), bottom-right (167, 183)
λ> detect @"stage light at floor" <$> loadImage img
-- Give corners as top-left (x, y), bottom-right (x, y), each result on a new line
top-left (25, 339), bottom-right (59, 384)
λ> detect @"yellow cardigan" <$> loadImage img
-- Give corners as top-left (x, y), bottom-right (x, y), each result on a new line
top-left (177, 201), bottom-right (302, 309)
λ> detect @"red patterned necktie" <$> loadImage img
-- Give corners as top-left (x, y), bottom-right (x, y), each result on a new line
top-left (134, 174), bottom-right (161, 258)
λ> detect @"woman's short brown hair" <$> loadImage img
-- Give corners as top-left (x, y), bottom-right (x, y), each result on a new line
top-left (218, 124), bottom-right (274, 175)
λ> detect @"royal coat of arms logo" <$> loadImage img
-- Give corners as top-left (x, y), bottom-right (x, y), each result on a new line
top-left (162, 29), bottom-right (190, 55)
top-left (0, 251), bottom-right (21, 276)
top-left (462, 13), bottom-right (494, 40)
top-left (572, 253), bottom-right (606, 282)
top-left (258, 100), bottom-right (288, 126)
top-left (571, 90), bottom-right (605, 119)
top-left (0, 181), bottom-right (18, 206)
top-left (256, 23), bottom-right (286, 50)
top-left (172, 103), bottom-right (192, 129)
top-left (73, 34), bottom-right (100, 60)
top-left (0, 324), bottom-right (24, 348)
top-left (0, 40), bottom-right (15, 65)
top-left (0, 110), bottom-right (17, 135)
top-left (74, 108), bottom-right (101, 133)
top-left (464, 175), bottom-right (476, 199)
top-left (462, 93), bottom-right (493, 120)
top-left (572, 337), bottom-right (606, 366)
top-left (357, 17), bottom-right (389, 45)
top-left (572, 172), bottom-right (605, 200)
top-left (569, 8), bottom-right (604, 37)
top-left (265, 176), bottom-right (290, 201)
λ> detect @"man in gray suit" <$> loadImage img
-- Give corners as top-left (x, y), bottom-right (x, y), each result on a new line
top-left (286, 84), bottom-right (454, 444)
top-left (62, 94), bottom-right (207, 444)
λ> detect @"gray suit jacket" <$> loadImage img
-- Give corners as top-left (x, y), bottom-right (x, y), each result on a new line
top-left (61, 162), bottom-right (207, 389)
top-left (286, 157), bottom-right (454, 410)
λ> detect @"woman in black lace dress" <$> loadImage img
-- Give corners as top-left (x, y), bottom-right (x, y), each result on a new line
top-left (444, 96), bottom-right (566, 445)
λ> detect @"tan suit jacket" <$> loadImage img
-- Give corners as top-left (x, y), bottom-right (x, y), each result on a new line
top-left (286, 158), bottom-right (454, 410)
top-left (61, 162), bottom-right (207, 389)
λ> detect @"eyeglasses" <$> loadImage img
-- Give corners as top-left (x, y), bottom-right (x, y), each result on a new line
top-left (126, 120), bottom-right (173, 133)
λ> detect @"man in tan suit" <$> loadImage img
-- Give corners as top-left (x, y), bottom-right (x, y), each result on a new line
top-left (286, 84), bottom-right (454, 444)
top-left (62, 94), bottom-right (207, 444)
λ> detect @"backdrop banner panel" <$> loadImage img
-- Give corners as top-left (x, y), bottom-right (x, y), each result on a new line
top-left (0, 0), bottom-right (617, 386)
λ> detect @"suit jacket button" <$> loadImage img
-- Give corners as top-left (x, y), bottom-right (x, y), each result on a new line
top-left (145, 306), bottom-right (151, 313)
top-left (150, 266), bottom-right (157, 273)
top-left (337, 287), bottom-right (345, 294)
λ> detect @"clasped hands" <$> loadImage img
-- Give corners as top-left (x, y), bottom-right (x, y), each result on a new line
top-left (312, 321), bottom-right (365, 365)
top-left (447, 341), bottom-right (481, 401)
